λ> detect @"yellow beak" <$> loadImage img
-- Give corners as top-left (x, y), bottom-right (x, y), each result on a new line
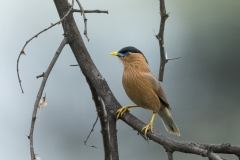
top-left (110, 51), bottom-right (118, 56)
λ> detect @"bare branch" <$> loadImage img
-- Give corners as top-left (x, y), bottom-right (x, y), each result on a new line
top-left (75, 0), bottom-right (90, 41)
top-left (197, 143), bottom-right (240, 158)
top-left (157, 0), bottom-right (169, 81)
top-left (73, 9), bottom-right (108, 14)
top-left (119, 111), bottom-right (240, 160)
top-left (97, 100), bottom-right (111, 160)
top-left (28, 38), bottom-right (67, 160)
top-left (16, 0), bottom-right (74, 93)
top-left (53, 1), bottom-right (119, 159)
top-left (84, 116), bottom-right (98, 148)
top-left (85, 76), bottom-right (111, 159)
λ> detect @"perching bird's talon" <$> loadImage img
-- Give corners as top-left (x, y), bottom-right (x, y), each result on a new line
top-left (141, 112), bottom-right (156, 136)
top-left (141, 124), bottom-right (153, 136)
top-left (116, 107), bottom-right (129, 119)
top-left (116, 105), bottom-right (138, 120)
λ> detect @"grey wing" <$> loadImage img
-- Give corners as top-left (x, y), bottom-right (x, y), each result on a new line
top-left (145, 73), bottom-right (170, 108)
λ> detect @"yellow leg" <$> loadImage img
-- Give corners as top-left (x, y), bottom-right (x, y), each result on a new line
top-left (141, 112), bottom-right (156, 136)
top-left (116, 105), bottom-right (138, 120)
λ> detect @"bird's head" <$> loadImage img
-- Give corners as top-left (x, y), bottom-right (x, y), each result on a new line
top-left (110, 46), bottom-right (148, 64)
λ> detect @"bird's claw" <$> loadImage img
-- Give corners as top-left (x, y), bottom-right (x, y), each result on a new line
top-left (141, 124), bottom-right (153, 136)
top-left (116, 107), bottom-right (130, 119)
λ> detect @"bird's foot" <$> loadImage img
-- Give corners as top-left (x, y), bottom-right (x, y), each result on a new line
top-left (116, 105), bottom-right (138, 120)
top-left (141, 123), bottom-right (153, 136)
top-left (116, 107), bottom-right (130, 119)
top-left (141, 112), bottom-right (156, 136)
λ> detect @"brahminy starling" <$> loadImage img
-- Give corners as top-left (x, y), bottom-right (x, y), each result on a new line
top-left (110, 46), bottom-right (180, 136)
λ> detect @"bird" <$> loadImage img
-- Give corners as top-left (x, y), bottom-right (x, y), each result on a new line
top-left (110, 46), bottom-right (180, 136)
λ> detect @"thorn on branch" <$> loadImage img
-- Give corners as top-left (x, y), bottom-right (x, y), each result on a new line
top-left (167, 57), bottom-right (181, 61)
top-left (163, 13), bottom-right (169, 19)
top-left (73, 9), bottom-right (108, 14)
top-left (155, 34), bottom-right (161, 41)
top-left (21, 50), bottom-right (26, 55)
top-left (36, 72), bottom-right (45, 79)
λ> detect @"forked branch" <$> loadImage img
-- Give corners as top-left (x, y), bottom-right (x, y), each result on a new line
top-left (85, 77), bottom-right (111, 160)
top-left (75, 0), bottom-right (90, 41)
top-left (17, 0), bottom-right (74, 93)
top-left (53, 0), bottom-right (120, 159)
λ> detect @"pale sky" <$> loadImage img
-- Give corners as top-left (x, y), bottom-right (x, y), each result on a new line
top-left (1, 0), bottom-right (240, 160)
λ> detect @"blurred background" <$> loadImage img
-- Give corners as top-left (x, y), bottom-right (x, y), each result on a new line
top-left (1, 0), bottom-right (240, 159)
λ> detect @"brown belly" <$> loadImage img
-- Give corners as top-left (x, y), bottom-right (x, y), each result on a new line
top-left (122, 72), bottom-right (160, 112)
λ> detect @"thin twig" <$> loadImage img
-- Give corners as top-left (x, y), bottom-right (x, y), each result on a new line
top-left (73, 9), bottom-right (108, 14)
top-left (75, 0), bottom-right (90, 41)
top-left (166, 151), bottom-right (173, 160)
top-left (164, 52), bottom-right (181, 61)
top-left (84, 116), bottom-right (98, 148)
top-left (16, 0), bottom-right (74, 93)
top-left (157, 0), bottom-right (169, 82)
top-left (167, 57), bottom-right (181, 61)
top-left (28, 38), bottom-right (67, 160)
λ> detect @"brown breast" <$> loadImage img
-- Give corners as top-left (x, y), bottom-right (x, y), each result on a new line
top-left (122, 68), bottom-right (161, 113)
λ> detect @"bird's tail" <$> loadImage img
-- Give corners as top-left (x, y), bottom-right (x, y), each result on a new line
top-left (158, 107), bottom-right (180, 136)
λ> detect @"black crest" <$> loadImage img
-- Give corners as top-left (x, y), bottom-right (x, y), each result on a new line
top-left (118, 46), bottom-right (148, 63)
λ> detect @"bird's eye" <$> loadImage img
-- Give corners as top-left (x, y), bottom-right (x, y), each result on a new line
top-left (125, 51), bottom-right (131, 56)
